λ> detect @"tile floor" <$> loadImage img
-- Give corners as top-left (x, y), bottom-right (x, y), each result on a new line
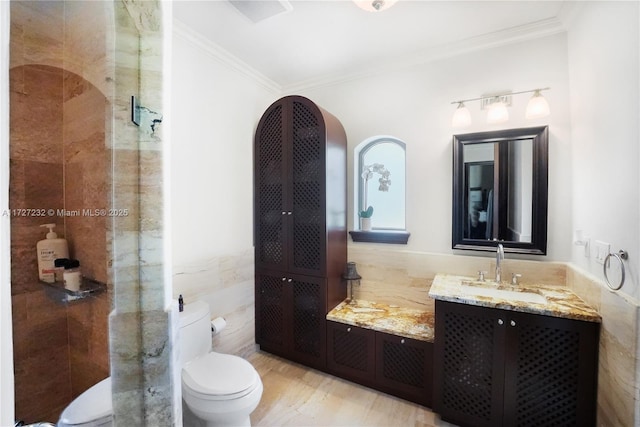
top-left (248, 351), bottom-right (458, 427)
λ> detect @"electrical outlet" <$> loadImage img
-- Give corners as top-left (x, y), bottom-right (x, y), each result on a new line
top-left (594, 240), bottom-right (610, 265)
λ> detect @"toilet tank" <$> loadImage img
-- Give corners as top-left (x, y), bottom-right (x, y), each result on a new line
top-left (179, 300), bottom-right (212, 366)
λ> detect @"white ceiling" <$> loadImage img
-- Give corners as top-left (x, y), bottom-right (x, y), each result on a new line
top-left (173, 0), bottom-right (568, 91)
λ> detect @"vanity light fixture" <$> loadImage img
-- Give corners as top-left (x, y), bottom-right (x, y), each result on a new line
top-left (451, 102), bottom-right (472, 128)
top-left (353, 0), bottom-right (398, 12)
top-left (486, 97), bottom-right (510, 124)
top-left (451, 87), bottom-right (550, 128)
top-left (525, 89), bottom-right (551, 119)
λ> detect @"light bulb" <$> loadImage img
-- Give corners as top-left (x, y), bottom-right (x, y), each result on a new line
top-left (526, 90), bottom-right (550, 119)
top-left (486, 100), bottom-right (509, 124)
top-left (451, 102), bottom-right (471, 128)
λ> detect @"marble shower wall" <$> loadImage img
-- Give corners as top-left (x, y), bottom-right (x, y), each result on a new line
top-left (108, 1), bottom-right (177, 425)
top-left (348, 244), bottom-right (639, 427)
top-left (9, 1), bottom-right (112, 422)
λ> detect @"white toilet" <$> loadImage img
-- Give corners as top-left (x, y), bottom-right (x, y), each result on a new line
top-left (58, 300), bottom-right (263, 427)
top-left (57, 377), bottom-right (112, 427)
top-left (180, 301), bottom-right (263, 427)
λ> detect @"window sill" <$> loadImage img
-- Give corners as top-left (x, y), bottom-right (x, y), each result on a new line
top-left (349, 230), bottom-right (410, 245)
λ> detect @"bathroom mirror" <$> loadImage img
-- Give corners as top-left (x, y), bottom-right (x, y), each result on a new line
top-left (452, 126), bottom-right (548, 255)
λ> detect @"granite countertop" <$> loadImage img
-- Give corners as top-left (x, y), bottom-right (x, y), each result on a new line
top-left (429, 273), bottom-right (601, 323)
top-left (327, 299), bottom-right (435, 342)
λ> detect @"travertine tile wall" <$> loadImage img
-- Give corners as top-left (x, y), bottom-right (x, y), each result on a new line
top-left (347, 245), bottom-right (566, 311)
top-left (9, 1), bottom-right (111, 423)
top-left (173, 248), bottom-right (257, 359)
top-left (566, 265), bottom-right (639, 427)
top-left (63, 72), bottom-right (109, 285)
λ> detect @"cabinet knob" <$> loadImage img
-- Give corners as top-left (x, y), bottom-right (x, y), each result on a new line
top-left (288, 278), bottom-right (292, 282)
top-left (400, 339), bottom-right (405, 344)
top-left (510, 320), bottom-right (516, 327)
top-left (287, 211), bottom-right (292, 215)
top-left (498, 319), bottom-right (504, 325)
top-left (282, 211), bottom-right (286, 215)
top-left (282, 277), bottom-right (286, 281)
top-left (347, 327), bottom-right (351, 332)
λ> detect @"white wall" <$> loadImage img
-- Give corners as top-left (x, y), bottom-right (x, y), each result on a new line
top-left (170, 23), bottom-right (276, 268)
top-left (297, 33), bottom-right (573, 260)
top-left (567, 1), bottom-right (640, 301)
top-left (170, 23), bottom-right (279, 358)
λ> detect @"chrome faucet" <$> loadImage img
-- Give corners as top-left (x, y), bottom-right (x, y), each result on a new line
top-left (495, 243), bottom-right (504, 283)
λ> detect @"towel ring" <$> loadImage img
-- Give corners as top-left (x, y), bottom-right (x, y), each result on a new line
top-left (603, 250), bottom-right (628, 291)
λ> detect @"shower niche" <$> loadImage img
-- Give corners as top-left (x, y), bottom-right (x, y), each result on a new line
top-left (10, 1), bottom-right (112, 422)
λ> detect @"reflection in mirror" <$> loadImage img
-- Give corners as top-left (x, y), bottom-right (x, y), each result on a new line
top-left (453, 126), bottom-right (548, 255)
top-left (463, 140), bottom-right (532, 242)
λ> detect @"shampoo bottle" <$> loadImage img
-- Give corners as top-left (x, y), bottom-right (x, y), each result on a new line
top-left (37, 223), bottom-right (69, 283)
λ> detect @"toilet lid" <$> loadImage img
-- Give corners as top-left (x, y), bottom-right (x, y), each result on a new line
top-left (182, 352), bottom-right (259, 399)
top-left (59, 377), bottom-right (112, 425)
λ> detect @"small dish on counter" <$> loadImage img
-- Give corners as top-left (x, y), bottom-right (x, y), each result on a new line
top-left (429, 273), bottom-right (600, 323)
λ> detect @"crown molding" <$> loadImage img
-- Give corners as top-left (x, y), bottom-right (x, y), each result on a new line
top-left (173, 19), bottom-right (281, 94)
top-left (173, 16), bottom-right (565, 95)
top-left (283, 17), bottom-right (567, 93)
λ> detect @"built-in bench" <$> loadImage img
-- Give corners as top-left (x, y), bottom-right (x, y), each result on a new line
top-left (326, 299), bottom-right (435, 407)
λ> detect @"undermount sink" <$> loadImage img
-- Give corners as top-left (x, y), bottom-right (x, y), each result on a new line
top-left (458, 284), bottom-right (547, 305)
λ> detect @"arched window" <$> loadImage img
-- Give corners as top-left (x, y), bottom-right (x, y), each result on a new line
top-left (351, 136), bottom-right (409, 244)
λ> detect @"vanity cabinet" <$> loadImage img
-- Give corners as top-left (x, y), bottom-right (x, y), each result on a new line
top-left (433, 300), bottom-right (599, 427)
top-left (327, 321), bottom-right (433, 407)
top-left (254, 96), bottom-right (347, 371)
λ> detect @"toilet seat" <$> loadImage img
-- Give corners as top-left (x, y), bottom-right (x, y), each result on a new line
top-left (58, 377), bottom-right (113, 427)
top-left (182, 352), bottom-right (260, 401)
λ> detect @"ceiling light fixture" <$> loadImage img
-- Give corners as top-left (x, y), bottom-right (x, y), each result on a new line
top-left (353, 0), bottom-right (398, 12)
top-left (450, 87), bottom-right (550, 128)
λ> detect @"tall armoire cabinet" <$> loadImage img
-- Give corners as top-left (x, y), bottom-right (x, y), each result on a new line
top-left (254, 95), bottom-right (347, 370)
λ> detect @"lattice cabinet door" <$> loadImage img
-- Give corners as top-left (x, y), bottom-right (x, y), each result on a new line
top-left (502, 311), bottom-right (599, 427)
top-left (255, 100), bottom-right (289, 272)
top-left (289, 275), bottom-right (327, 369)
top-left (433, 301), bottom-right (507, 427)
top-left (434, 301), bottom-right (599, 427)
top-left (327, 321), bottom-right (376, 385)
top-left (290, 99), bottom-right (325, 277)
top-left (255, 272), bottom-right (289, 355)
top-left (375, 331), bottom-right (433, 407)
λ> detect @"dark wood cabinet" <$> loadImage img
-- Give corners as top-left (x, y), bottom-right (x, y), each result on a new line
top-left (327, 321), bottom-right (433, 407)
top-left (375, 331), bottom-right (433, 407)
top-left (327, 321), bottom-right (376, 385)
top-left (256, 271), bottom-right (327, 368)
top-left (255, 96), bottom-right (347, 370)
top-left (433, 300), bottom-right (599, 427)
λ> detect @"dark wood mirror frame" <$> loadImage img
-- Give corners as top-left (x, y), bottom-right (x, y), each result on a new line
top-left (452, 126), bottom-right (549, 255)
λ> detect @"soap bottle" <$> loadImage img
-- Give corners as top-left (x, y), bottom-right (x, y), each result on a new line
top-left (37, 223), bottom-right (69, 283)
